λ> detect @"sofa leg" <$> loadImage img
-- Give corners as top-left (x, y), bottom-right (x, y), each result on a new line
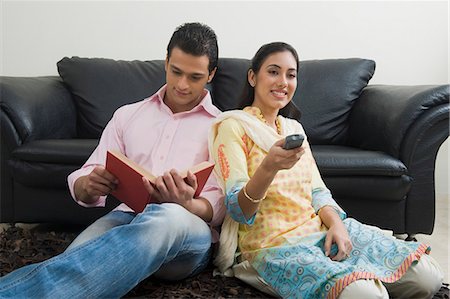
top-left (405, 234), bottom-right (417, 242)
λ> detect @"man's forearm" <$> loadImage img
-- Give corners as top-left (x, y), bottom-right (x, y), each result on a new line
top-left (183, 197), bottom-right (213, 223)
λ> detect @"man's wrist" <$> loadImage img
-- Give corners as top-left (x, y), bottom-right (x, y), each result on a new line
top-left (181, 197), bottom-right (194, 212)
top-left (74, 176), bottom-right (98, 204)
top-left (182, 197), bottom-right (213, 223)
top-left (73, 177), bottom-right (87, 201)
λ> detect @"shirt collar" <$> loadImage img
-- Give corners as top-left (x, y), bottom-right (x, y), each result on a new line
top-left (151, 84), bottom-right (220, 117)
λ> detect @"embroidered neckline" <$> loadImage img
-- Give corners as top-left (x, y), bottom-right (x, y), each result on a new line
top-left (244, 106), bottom-right (282, 135)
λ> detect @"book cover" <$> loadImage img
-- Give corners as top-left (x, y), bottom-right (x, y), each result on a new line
top-left (105, 150), bottom-right (215, 213)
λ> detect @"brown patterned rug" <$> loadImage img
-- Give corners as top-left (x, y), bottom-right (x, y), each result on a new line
top-left (0, 224), bottom-right (448, 298)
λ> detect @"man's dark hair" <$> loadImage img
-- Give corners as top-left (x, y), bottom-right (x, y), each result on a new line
top-left (238, 42), bottom-right (301, 120)
top-left (167, 22), bottom-right (218, 73)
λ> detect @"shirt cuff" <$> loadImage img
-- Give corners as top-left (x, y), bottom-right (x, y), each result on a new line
top-left (225, 183), bottom-right (256, 225)
top-left (312, 187), bottom-right (347, 220)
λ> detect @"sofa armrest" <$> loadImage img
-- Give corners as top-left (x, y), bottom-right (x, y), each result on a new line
top-left (348, 84), bottom-right (449, 235)
top-left (0, 76), bottom-right (77, 149)
top-left (348, 84), bottom-right (449, 162)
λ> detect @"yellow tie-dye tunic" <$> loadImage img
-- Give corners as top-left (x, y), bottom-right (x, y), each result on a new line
top-left (211, 107), bottom-right (430, 299)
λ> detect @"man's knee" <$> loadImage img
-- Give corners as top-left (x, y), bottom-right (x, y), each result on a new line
top-left (140, 203), bottom-right (210, 240)
top-left (158, 203), bottom-right (194, 220)
top-left (161, 203), bottom-right (206, 225)
top-left (67, 211), bottom-right (133, 250)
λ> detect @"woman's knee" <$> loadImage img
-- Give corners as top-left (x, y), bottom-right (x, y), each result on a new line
top-left (415, 255), bottom-right (444, 297)
top-left (386, 254), bottom-right (443, 298)
top-left (338, 279), bottom-right (389, 299)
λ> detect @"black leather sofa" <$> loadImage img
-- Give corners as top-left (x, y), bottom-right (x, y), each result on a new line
top-left (1, 57), bottom-right (448, 239)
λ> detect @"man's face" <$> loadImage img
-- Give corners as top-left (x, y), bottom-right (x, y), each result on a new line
top-left (164, 47), bottom-right (216, 113)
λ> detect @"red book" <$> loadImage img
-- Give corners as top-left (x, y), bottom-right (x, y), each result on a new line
top-left (105, 150), bottom-right (215, 213)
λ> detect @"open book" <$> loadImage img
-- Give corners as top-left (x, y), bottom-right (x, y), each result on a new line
top-left (105, 150), bottom-right (215, 213)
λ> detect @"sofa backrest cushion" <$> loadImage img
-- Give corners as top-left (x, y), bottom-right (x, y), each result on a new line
top-left (58, 56), bottom-right (375, 144)
top-left (211, 58), bottom-right (251, 111)
top-left (213, 58), bottom-right (375, 144)
top-left (57, 57), bottom-right (166, 138)
top-left (295, 59), bottom-right (375, 144)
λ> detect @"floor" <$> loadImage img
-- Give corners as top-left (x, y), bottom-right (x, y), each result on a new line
top-left (1, 195), bottom-right (449, 283)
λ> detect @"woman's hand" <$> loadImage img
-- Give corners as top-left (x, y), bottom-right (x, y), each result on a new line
top-left (324, 220), bottom-right (353, 262)
top-left (319, 206), bottom-right (353, 262)
top-left (261, 138), bottom-right (305, 173)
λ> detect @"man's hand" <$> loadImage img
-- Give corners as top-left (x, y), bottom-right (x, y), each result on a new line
top-left (142, 170), bottom-right (213, 222)
top-left (142, 169), bottom-right (198, 206)
top-left (74, 166), bottom-right (118, 204)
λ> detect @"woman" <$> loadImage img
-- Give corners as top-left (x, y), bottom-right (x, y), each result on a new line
top-left (209, 42), bottom-right (442, 299)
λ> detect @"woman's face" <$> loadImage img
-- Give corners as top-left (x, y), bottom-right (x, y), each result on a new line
top-left (249, 50), bottom-right (298, 112)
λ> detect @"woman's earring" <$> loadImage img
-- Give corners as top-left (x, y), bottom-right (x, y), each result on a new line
top-left (250, 81), bottom-right (255, 87)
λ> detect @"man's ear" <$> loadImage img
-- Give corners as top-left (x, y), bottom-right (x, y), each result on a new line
top-left (207, 67), bottom-right (217, 83)
top-left (164, 56), bottom-right (169, 72)
top-left (248, 69), bottom-right (256, 87)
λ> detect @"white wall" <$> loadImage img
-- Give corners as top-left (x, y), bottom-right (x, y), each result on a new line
top-left (1, 0), bottom-right (448, 195)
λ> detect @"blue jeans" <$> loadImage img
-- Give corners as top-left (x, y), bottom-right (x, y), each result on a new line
top-left (0, 203), bottom-right (212, 298)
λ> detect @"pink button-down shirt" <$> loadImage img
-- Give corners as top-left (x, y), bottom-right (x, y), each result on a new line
top-left (68, 85), bottom-right (225, 241)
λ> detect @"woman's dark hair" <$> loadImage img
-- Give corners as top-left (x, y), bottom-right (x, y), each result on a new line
top-left (238, 42), bottom-right (301, 120)
top-left (167, 22), bottom-right (218, 73)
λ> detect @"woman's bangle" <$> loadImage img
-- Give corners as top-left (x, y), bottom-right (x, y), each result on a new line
top-left (243, 185), bottom-right (266, 203)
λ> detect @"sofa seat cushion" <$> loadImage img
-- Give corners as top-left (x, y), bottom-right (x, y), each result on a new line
top-left (8, 139), bottom-right (98, 188)
top-left (323, 175), bottom-right (411, 202)
top-left (312, 145), bottom-right (412, 202)
top-left (11, 139), bottom-right (98, 164)
top-left (311, 145), bottom-right (407, 176)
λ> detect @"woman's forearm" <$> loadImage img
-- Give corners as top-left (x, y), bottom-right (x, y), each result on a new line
top-left (238, 159), bottom-right (278, 219)
top-left (318, 205), bottom-right (343, 228)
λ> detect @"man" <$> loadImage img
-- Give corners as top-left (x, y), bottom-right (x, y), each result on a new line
top-left (0, 22), bottom-right (225, 298)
